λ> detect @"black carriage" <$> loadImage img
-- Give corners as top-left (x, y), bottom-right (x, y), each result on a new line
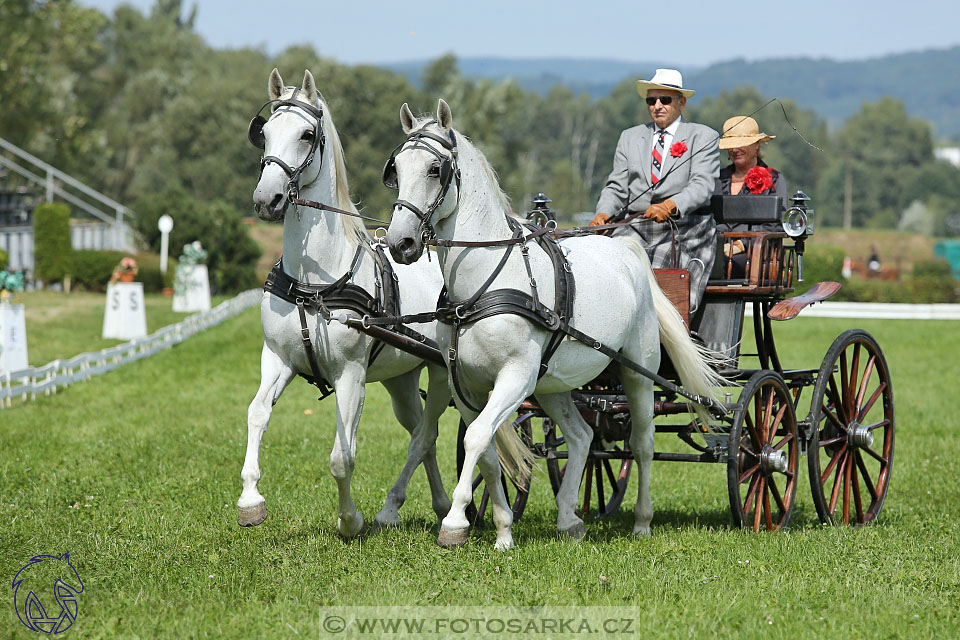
top-left (462, 191), bottom-right (895, 532)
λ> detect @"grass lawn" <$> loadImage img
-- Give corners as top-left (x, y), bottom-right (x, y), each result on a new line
top-left (1, 305), bottom-right (958, 638)
top-left (15, 290), bottom-right (231, 366)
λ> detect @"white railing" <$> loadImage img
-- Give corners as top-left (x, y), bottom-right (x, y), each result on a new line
top-left (0, 289), bottom-right (262, 408)
top-left (746, 301), bottom-right (960, 320)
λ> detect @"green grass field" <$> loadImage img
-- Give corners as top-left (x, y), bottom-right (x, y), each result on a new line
top-left (1, 301), bottom-right (958, 638)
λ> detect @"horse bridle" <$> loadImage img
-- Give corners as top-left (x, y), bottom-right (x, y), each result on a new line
top-left (248, 87), bottom-right (326, 201)
top-left (381, 120), bottom-right (461, 244)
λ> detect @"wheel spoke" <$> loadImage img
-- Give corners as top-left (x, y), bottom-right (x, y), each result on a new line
top-left (769, 476), bottom-right (787, 513)
top-left (768, 402), bottom-right (788, 444)
top-left (864, 418), bottom-right (891, 431)
top-left (763, 483), bottom-right (774, 530)
top-left (739, 462), bottom-right (761, 484)
top-left (843, 448), bottom-right (853, 524)
top-left (859, 383), bottom-right (888, 422)
top-left (854, 450), bottom-right (878, 500)
top-left (818, 434), bottom-right (845, 448)
top-left (603, 459), bottom-right (618, 490)
top-left (828, 450), bottom-right (848, 515)
top-left (772, 429), bottom-right (795, 451)
top-left (854, 355), bottom-right (877, 415)
top-left (840, 352), bottom-right (850, 422)
top-left (863, 445), bottom-right (888, 465)
top-left (827, 372), bottom-right (843, 416)
top-left (823, 407), bottom-right (847, 433)
top-left (753, 476), bottom-right (766, 531)
top-left (851, 457), bottom-right (864, 523)
top-left (847, 343), bottom-right (862, 421)
top-left (744, 411), bottom-right (763, 452)
top-left (820, 442), bottom-right (848, 485)
top-left (762, 387), bottom-right (777, 442)
top-left (744, 472), bottom-right (762, 516)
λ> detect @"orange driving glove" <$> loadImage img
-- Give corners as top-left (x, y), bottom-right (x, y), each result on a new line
top-left (589, 212), bottom-right (610, 227)
top-left (643, 198), bottom-right (677, 223)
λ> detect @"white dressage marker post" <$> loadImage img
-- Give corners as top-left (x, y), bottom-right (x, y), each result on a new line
top-left (102, 282), bottom-right (147, 340)
top-left (172, 241), bottom-right (211, 313)
top-left (158, 214), bottom-right (174, 274)
top-left (0, 303), bottom-right (29, 371)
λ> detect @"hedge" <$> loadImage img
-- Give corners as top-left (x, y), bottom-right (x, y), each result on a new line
top-left (0, 247), bottom-right (8, 270)
top-left (33, 202), bottom-right (73, 283)
top-left (71, 250), bottom-right (178, 293)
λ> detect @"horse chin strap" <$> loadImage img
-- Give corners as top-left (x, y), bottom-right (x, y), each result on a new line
top-left (386, 123), bottom-right (461, 247)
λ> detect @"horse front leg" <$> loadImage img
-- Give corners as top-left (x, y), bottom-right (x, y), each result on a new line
top-left (374, 364), bottom-right (451, 530)
top-left (329, 364), bottom-right (367, 538)
top-left (440, 367), bottom-right (534, 551)
top-left (238, 344), bottom-right (296, 526)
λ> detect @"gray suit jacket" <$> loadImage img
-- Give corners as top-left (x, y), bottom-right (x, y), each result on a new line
top-left (595, 119), bottom-right (720, 310)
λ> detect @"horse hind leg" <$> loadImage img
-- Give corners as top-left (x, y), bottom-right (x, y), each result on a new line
top-left (619, 336), bottom-right (659, 537)
top-left (534, 392), bottom-right (593, 541)
top-left (373, 364), bottom-right (451, 531)
top-left (238, 344), bottom-right (296, 526)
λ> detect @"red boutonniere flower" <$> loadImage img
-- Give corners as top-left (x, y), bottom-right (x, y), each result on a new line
top-left (670, 141), bottom-right (687, 157)
top-left (744, 166), bottom-right (774, 194)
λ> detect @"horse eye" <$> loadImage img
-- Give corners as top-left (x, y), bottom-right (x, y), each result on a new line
top-left (427, 164), bottom-right (440, 177)
top-left (301, 130), bottom-right (315, 142)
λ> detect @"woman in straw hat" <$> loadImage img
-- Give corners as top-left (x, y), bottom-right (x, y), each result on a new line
top-left (714, 116), bottom-right (787, 272)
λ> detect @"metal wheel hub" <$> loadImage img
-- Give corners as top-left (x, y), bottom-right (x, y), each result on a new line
top-left (847, 421), bottom-right (874, 449)
top-left (760, 446), bottom-right (788, 475)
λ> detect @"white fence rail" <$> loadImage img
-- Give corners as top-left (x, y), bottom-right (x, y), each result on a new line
top-left (0, 289), bottom-right (261, 408)
top-left (746, 301), bottom-right (960, 320)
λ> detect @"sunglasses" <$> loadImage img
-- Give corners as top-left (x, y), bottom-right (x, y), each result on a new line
top-left (645, 96), bottom-right (675, 106)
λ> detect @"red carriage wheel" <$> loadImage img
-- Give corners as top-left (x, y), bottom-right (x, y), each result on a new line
top-left (807, 329), bottom-right (894, 525)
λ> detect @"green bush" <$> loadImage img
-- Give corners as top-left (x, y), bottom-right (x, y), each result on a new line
top-left (134, 252), bottom-right (178, 293)
top-left (795, 243), bottom-right (845, 295)
top-left (33, 202), bottom-right (74, 284)
top-left (0, 247), bottom-right (8, 269)
top-left (71, 249), bottom-right (125, 291)
top-left (133, 188), bottom-right (260, 293)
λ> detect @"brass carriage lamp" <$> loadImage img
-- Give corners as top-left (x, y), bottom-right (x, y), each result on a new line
top-left (782, 191), bottom-right (814, 281)
top-left (526, 192), bottom-right (556, 227)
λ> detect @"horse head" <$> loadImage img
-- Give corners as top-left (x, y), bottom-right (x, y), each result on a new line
top-left (385, 99), bottom-right (460, 264)
top-left (250, 68), bottom-right (326, 221)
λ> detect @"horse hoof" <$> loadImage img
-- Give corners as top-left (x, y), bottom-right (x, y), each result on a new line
top-left (238, 502), bottom-right (267, 527)
top-left (338, 513), bottom-right (366, 539)
top-left (632, 526), bottom-right (651, 537)
top-left (437, 527), bottom-right (469, 548)
top-left (369, 518), bottom-right (399, 536)
top-left (560, 522), bottom-right (586, 541)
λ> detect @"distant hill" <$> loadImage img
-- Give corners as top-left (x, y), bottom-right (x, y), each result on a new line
top-left (381, 46), bottom-right (960, 138)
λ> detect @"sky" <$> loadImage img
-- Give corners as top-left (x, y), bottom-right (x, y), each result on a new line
top-left (77, 0), bottom-right (960, 67)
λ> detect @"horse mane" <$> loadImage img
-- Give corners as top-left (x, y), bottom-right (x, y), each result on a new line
top-left (279, 86), bottom-right (368, 242)
top-left (415, 118), bottom-right (511, 214)
top-left (318, 95), bottom-right (369, 242)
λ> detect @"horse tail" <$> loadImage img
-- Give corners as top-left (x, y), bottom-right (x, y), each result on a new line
top-left (620, 237), bottom-right (727, 427)
top-left (495, 419), bottom-right (537, 490)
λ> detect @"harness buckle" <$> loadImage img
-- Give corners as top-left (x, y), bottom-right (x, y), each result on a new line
top-left (454, 304), bottom-right (468, 320)
top-left (361, 315), bottom-right (371, 329)
top-left (448, 347), bottom-right (457, 361)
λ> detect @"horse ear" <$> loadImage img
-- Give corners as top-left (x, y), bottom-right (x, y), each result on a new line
top-left (268, 68), bottom-right (284, 100)
top-left (301, 70), bottom-right (318, 104)
top-left (437, 99), bottom-right (453, 131)
top-left (400, 103), bottom-right (416, 134)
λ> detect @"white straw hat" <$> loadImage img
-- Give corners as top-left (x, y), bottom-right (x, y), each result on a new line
top-left (635, 69), bottom-right (695, 98)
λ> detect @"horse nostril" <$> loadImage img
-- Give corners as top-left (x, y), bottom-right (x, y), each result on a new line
top-left (398, 237), bottom-right (415, 255)
top-left (269, 193), bottom-right (284, 211)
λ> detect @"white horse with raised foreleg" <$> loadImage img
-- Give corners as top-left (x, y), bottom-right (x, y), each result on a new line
top-left (385, 100), bottom-right (725, 550)
top-left (238, 69), bottom-right (453, 537)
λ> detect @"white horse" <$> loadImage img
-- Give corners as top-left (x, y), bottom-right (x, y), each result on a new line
top-left (238, 69), bottom-right (453, 537)
top-left (385, 100), bottom-right (725, 550)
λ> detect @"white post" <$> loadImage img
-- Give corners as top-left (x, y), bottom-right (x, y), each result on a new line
top-left (158, 214), bottom-right (174, 274)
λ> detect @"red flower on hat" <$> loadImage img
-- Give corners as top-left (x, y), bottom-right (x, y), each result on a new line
top-left (670, 141), bottom-right (687, 157)
top-left (744, 166), bottom-right (774, 194)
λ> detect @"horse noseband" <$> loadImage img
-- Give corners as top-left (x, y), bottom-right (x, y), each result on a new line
top-left (248, 88), bottom-right (326, 199)
top-left (383, 122), bottom-right (461, 242)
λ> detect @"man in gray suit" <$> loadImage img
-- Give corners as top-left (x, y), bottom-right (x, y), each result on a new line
top-left (591, 69), bottom-right (720, 312)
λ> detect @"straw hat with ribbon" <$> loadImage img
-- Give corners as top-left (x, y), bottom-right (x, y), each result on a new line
top-left (717, 116), bottom-right (775, 149)
top-left (635, 68), bottom-right (696, 98)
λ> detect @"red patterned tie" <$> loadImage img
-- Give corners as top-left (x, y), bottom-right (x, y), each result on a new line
top-left (651, 129), bottom-right (666, 184)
